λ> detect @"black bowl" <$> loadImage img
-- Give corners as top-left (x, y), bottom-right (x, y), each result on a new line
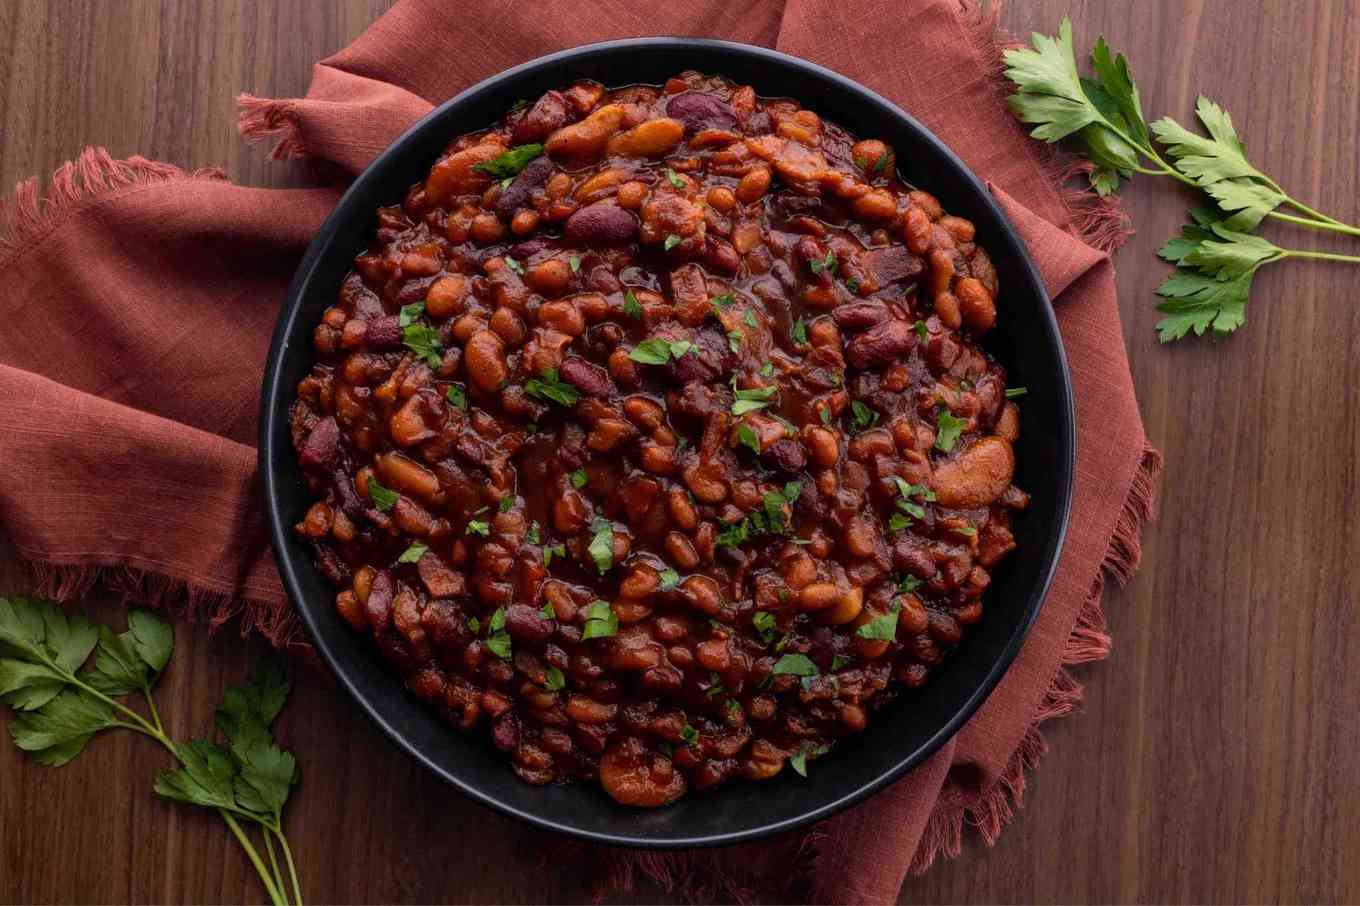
top-left (259, 37), bottom-right (1075, 848)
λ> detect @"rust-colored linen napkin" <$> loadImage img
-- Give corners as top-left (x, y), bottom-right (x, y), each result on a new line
top-left (0, 1), bottom-right (1160, 902)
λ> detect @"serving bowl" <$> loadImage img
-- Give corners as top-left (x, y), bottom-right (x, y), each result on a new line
top-left (259, 37), bottom-right (1075, 848)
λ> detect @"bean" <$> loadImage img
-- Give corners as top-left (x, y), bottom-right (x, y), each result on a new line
top-left (852, 189), bottom-right (897, 221)
top-left (510, 210), bottom-right (541, 236)
top-left (735, 166), bottom-right (771, 203)
top-left (995, 402), bottom-right (1021, 442)
top-left (425, 275), bottom-right (468, 318)
top-left (680, 575), bottom-right (722, 615)
top-left (934, 290), bottom-right (962, 329)
top-left (665, 531), bottom-right (701, 570)
top-left (823, 587), bottom-right (864, 625)
top-left (470, 212), bottom-right (505, 244)
top-left (930, 437), bottom-right (1015, 508)
top-left (489, 307), bottom-right (527, 346)
top-left (667, 488), bottom-right (699, 531)
top-left (955, 277), bottom-right (996, 331)
top-left (545, 104), bottom-right (626, 162)
top-left (617, 180), bottom-right (648, 209)
top-left (537, 299), bottom-right (586, 336)
top-left (799, 582), bottom-right (839, 611)
top-left (803, 426), bottom-right (840, 467)
top-left (904, 206), bottom-right (933, 254)
top-left (909, 190), bottom-right (943, 220)
top-left (621, 564), bottom-right (660, 598)
top-left (706, 186), bottom-right (736, 212)
top-left (939, 215), bottom-right (976, 243)
top-left (606, 118), bottom-right (685, 157)
top-left (464, 329), bottom-right (508, 391)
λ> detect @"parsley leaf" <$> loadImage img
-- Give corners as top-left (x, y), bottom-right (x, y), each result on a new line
top-left (727, 329), bottom-right (743, 353)
top-left (397, 542), bottom-right (428, 564)
top-left (808, 249), bottom-right (837, 275)
top-left (831, 654), bottom-right (853, 671)
top-left (736, 424), bottom-right (761, 455)
top-left (752, 611), bottom-right (778, 645)
top-left (622, 290), bottom-right (643, 319)
top-left (402, 323), bottom-right (443, 367)
top-left (570, 468), bottom-right (588, 489)
top-left (663, 234), bottom-right (682, 251)
top-left (582, 600), bottom-right (619, 639)
top-left (397, 302), bottom-right (425, 327)
top-left (789, 743), bottom-right (832, 778)
top-left (1005, 387), bottom-right (1028, 399)
top-left (367, 479), bottom-right (398, 511)
top-left (681, 723), bottom-right (700, 746)
top-left (792, 318), bottom-right (807, 344)
top-left (659, 568), bottom-right (681, 592)
top-left (772, 653), bottom-right (818, 677)
top-left (731, 383), bottom-right (777, 416)
top-left (664, 168), bottom-right (686, 188)
top-left (527, 521), bottom-right (542, 544)
top-left (856, 605), bottom-right (900, 641)
top-left (543, 667), bottom-right (566, 692)
top-left (913, 319), bottom-right (928, 340)
top-left (628, 338), bottom-right (673, 365)
top-left (588, 519), bottom-right (615, 574)
top-left (445, 383), bottom-right (468, 410)
top-left (471, 143), bottom-right (544, 179)
top-left (525, 369), bottom-right (580, 407)
top-left (898, 574), bottom-right (924, 594)
top-left (850, 400), bottom-right (879, 432)
top-left (542, 543), bottom-right (566, 566)
top-left (934, 410), bottom-right (968, 453)
top-left (569, 255), bottom-right (581, 273)
top-left (760, 362), bottom-right (774, 378)
top-left (466, 519), bottom-right (490, 537)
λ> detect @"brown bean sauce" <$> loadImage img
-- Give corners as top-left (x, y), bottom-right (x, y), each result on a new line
top-left (290, 71), bottom-right (1028, 806)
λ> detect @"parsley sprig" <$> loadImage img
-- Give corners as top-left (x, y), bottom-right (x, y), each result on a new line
top-left (0, 597), bottom-right (304, 905)
top-left (1005, 19), bottom-right (1360, 342)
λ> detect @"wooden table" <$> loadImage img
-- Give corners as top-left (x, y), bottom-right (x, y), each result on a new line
top-left (3, 1), bottom-right (1358, 902)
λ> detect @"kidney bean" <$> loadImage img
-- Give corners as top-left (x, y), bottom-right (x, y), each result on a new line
top-left (564, 203), bottom-right (639, 244)
top-left (559, 356), bottom-right (615, 398)
top-left (845, 319), bottom-right (916, 370)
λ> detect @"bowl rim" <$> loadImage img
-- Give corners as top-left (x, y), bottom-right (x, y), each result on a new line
top-left (259, 35), bottom-right (1076, 848)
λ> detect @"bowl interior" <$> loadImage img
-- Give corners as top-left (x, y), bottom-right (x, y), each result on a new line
top-left (260, 38), bottom-right (1074, 848)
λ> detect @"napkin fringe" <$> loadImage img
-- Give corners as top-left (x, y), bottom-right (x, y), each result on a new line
top-left (907, 442), bottom-right (1162, 875)
top-left (13, 555), bottom-right (303, 649)
top-left (238, 94), bottom-right (311, 161)
top-left (0, 147), bottom-right (224, 266)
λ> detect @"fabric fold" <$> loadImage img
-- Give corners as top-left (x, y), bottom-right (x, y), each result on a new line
top-left (0, 1), bottom-right (1159, 902)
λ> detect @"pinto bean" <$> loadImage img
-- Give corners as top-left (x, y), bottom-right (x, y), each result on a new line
top-left (464, 329), bottom-right (508, 391)
top-left (930, 437), bottom-right (1015, 508)
top-left (606, 118), bottom-right (685, 157)
top-left (955, 277), bottom-right (996, 331)
top-left (545, 103), bottom-right (626, 162)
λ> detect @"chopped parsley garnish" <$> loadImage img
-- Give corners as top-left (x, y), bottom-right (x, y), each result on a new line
top-left (664, 167), bottom-right (686, 188)
top-left (658, 568), bottom-right (680, 592)
top-left (622, 290), bottom-right (643, 319)
top-left (705, 675), bottom-right (726, 699)
top-left (524, 368), bottom-right (580, 407)
top-left (856, 604), bottom-right (900, 641)
top-left (715, 480), bottom-right (801, 548)
top-left (1005, 386), bottom-right (1028, 399)
top-left (743, 309), bottom-right (758, 328)
top-left (792, 317), bottom-right (808, 344)
top-left (466, 519), bottom-right (490, 537)
top-left (470, 143), bottom-right (543, 179)
top-left (445, 383), bottom-right (467, 410)
top-left (957, 526), bottom-right (977, 537)
top-left (569, 468), bottom-right (588, 489)
top-left (789, 743), bottom-right (832, 777)
top-left (397, 302), bottom-right (425, 327)
top-left (844, 276), bottom-right (860, 293)
top-left (831, 655), bottom-right (853, 671)
top-left (663, 233), bottom-right (682, 251)
top-left (752, 611), bottom-right (778, 644)
top-left (760, 362), bottom-right (774, 378)
top-left (680, 724), bottom-right (700, 746)
top-left (467, 617), bottom-right (480, 634)
top-left (913, 319), bottom-right (929, 341)
top-left (731, 382), bottom-right (777, 416)
top-left (728, 329), bottom-right (743, 353)
top-left (498, 495), bottom-right (514, 513)
top-left (484, 607), bottom-right (512, 660)
top-left (935, 409), bottom-right (969, 452)
top-left (402, 323), bottom-right (443, 367)
top-left (850, 400), bottom-right (879, 432)
top-left (504, 256), bottom-right (525, 275)
top-left (772, 653), bottom-right (818, 677)
top-left (367, 479), bottom-right (398, 511)
top-left (710, 293), bottom-right (733, 312)
top-left (540, 600), bottom-right (556, 620)
top-left (628, 337), bottom-right (695, 365)
top-left (569, 255), bottom-right (581, 273)
top-left (542, 543), bottom-right (566, 566)
top-left (819, 408), bottom-right (832, 426)
top-left (891, 477), bottom-right (936, 523)
top-left (581, 599), bottom-right (619, 639)
top-left (543, 666), bottom-right (566, 691)
top-left (888, 512), bottom-right (910, 533)
top-left (808, 249), bottom-right (837, 275)
top-left (897, 574), bottom-right (923, 594)
top-left (526, 521), bottom-right (541, 544)
top-left (587, 518), bottom-right (614, 574)
top-left (397, 542), bottom-right (428, 564)
top-left (736, 424), bottom-right (761, 455)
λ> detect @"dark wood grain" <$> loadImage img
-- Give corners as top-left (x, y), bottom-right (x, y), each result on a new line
top-left (3, 0), bottom-right (1359, 902)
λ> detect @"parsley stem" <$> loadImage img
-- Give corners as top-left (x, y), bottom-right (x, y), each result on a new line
top-left (1282, 249), bottom-right (1360, 265)
top-left (263, 828), bottom-right (285, 900)
top-left (1268, 209), bottom-right (1360, 239)
top-left (220, 811), bottom-right (287, 906)
top-left (274, 827), bottom-right (304, 906)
